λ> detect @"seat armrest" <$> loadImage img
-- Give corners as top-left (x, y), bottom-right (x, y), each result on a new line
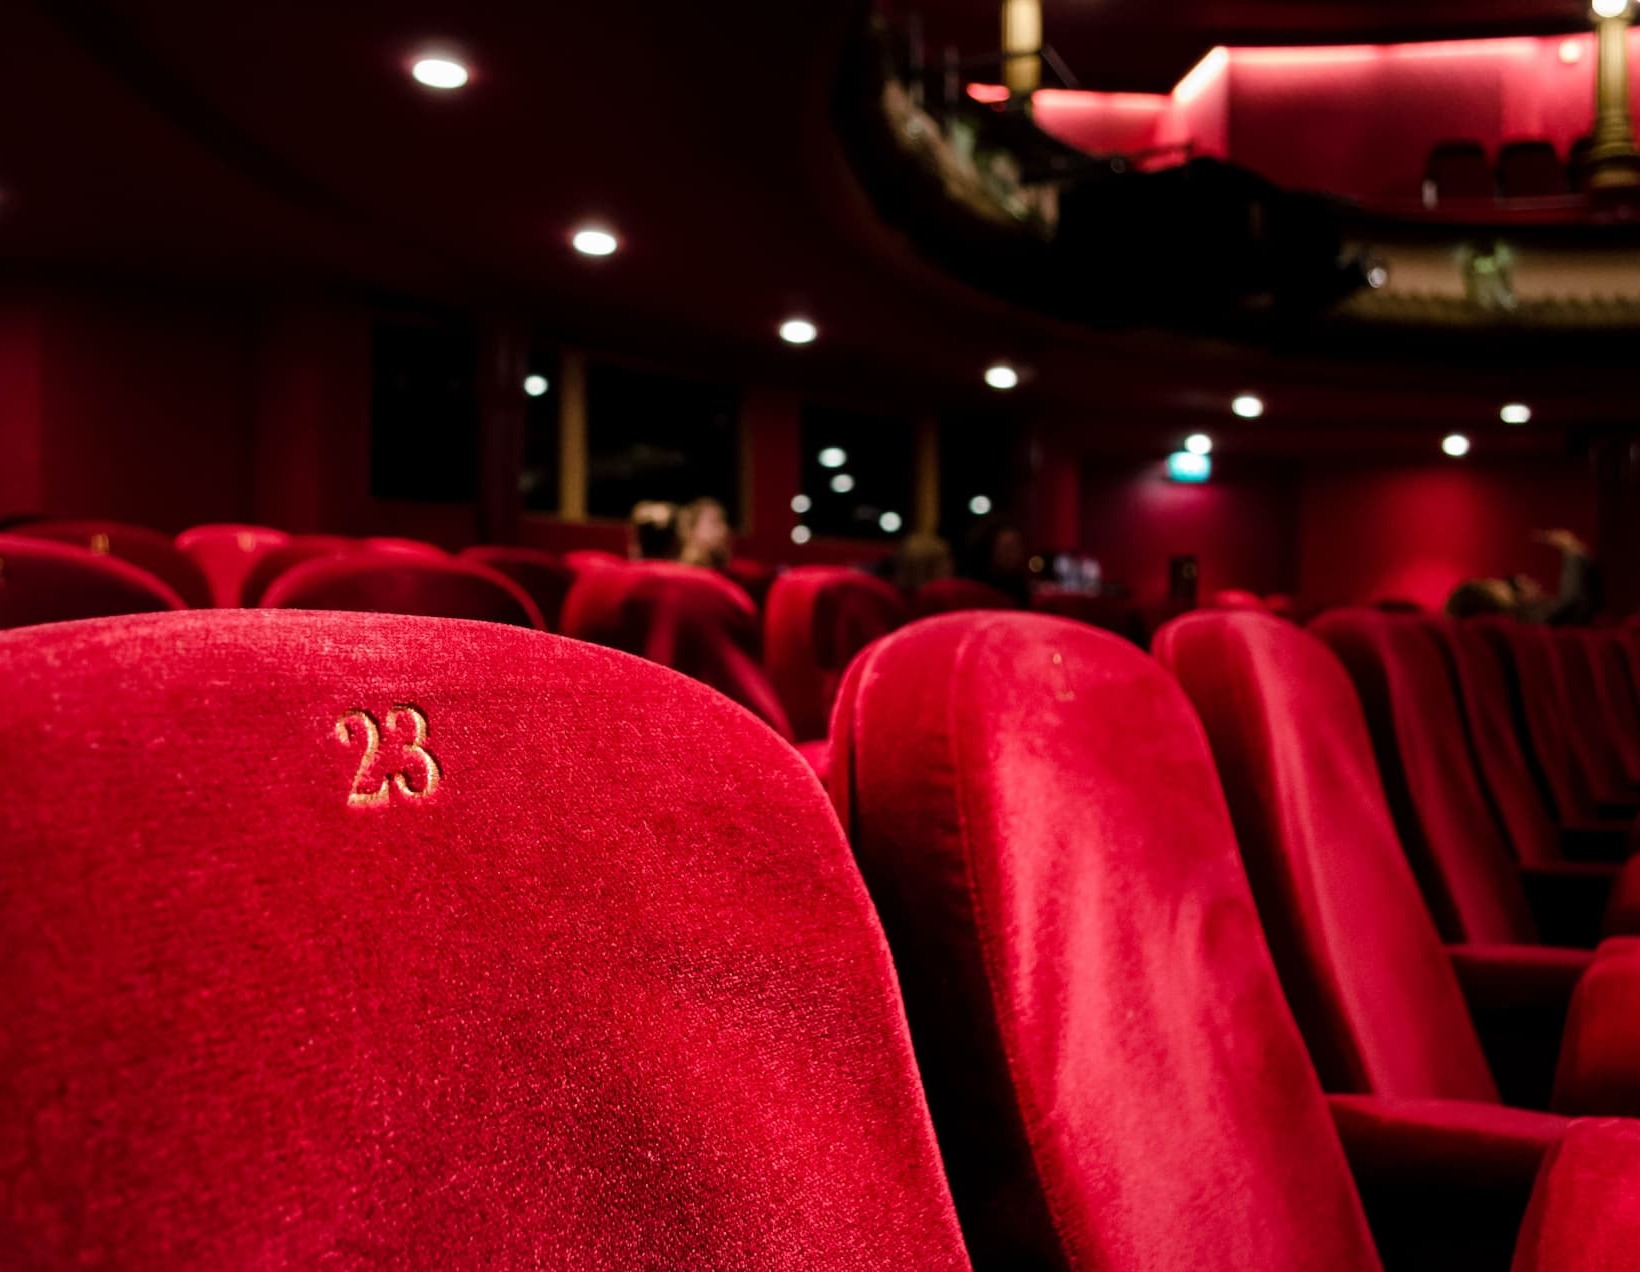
top-left (1447, 944), bottom-right (1591, 1109)
top-left (1552, 943), bottom-right (1640, 1117)
top-left (1513, 1120), bottom-right (1640, 1272)
top-left (1559, 821), bottom-right (1637, 864)
top-left (1519, 862), bottom-right (1617, 949)
top-left (1328, 1095), bottom-right (1566, 1270)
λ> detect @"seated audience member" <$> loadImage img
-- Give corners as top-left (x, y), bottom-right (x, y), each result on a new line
top-left (629, 501), bottom-right (678, 561)
top-left (892, 533), bottom-right (954, 594)
top-left (1447, 529), bottom-right (1602, 625)
top-left (676, 498), bottom-right (732, 570)
top-left (959, 518), bottom-right (1031, 608)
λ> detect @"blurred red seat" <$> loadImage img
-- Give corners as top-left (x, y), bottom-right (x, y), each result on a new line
top-left (1591, 630), bottom-right (1640, 786)
top-left (1209, 588), bottom-right (1268, 612)
top-left (724, 557), bottom-right (777, 608)
top-left (16, 519), bottom-right (212, 608)
top-left (1499, 140), bottom-right (1570, 199)
top-left (563, 549), bottom-right (626, 576)
top-left (911, 578), bottom-right (1016, 618)
top-left (362, 537), bottom-right (447, 557)
top-left (1426, 140), bottom-right (1494, 202)
top-left (176, 523), bottom-right (291, 607)
top-left (1029, 586), bottom-right (1146, 642)
top-left (239, 535), bottom-right (356, 607)
top-left (1554, 630), bottom-right (1640, 794)
top-left (0, 611), bottom-right (966, 1267)
top-left (460, 546), bottom-right (575, 632)
top-left (765, 566), bottom-right (907, 742)
top-left (262, 552), bottom-right (544, 629)
top-left (563, 562), bottom-right (792, 739)
top-left (0, 534), bottom-right (185, 629)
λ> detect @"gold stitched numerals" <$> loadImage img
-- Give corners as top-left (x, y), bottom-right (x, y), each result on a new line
top-left (334, 706), bottom-right (442, 808)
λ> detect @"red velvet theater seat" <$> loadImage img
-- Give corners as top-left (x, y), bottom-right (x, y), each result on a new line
top-left (1313, 610), bottom-right (1640, 948)
top-left (0, 612), bottom-right (968, 1268)
top-left (1554, 630), bottom-right (1640, 793)
top-left (1155, 611), bottom-right (1640, 1117)
top-left (263, 553), bottom-right (544, 630)
top-left (1029, 586), bottom-right (1147, 643)
top-left (1590, 630), bottom-right (1640, 786)
top-left (16, 519), bottom-right (213, 609)
top-left (460, 545), bottom-right (575, 632)
top-left (563, 562), bottom-right (792, 740)
top-left (563, 548), bottom-right (627, 576)
top-left (1209, 588), bottom-right (1269, 612)
top-left (362, 536), bottom-right (448, 558)
top-left (910, 578), bottom-right (1016, 618)
top-left (830, 613), bottom-right (1640, 1269)
top-left (175, 524), bottom-right (291, 608)
top-left (0, 534), bottom-right (185, 629)
top-left (725, 557), bottom-right (777, 608)
top-left (765, 566), bottom-right (907, 743)
top-left (239, 535), bottom-right (357, 607)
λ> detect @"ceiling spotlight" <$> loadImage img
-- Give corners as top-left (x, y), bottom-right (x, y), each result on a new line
top-left (879, 511), bottom-right (904, 533)
top-left (1231, 394), bottom-right (1265, 419)
top-left (791, 525), bottom-right (813, 545)
top-left (779, 318), bottom-right (818, 346)
top-left (523, 374), bottom-right (549, 397)
top-left (411, 57), bottom-right (469, 90)
top-left (791, 494), bottom-right (812, 514)
top-left (571, 227), bottom-right (619, 257)
top-left (818, 447), bottom-right (847, 469)
top-left (1593, 0), bottom-right (1629, 19)
top-left (830, 473), bottom-right (856, 494)
top-left (969, 494), bottom-right (993, 516)
top-left (1442, 433), bottom-right (1472, 458)
top-left (1185, 433), bottom-right (1213, 455)
top-left (985, 363), bottom-right (1020, 391)
top-left (1500, 403), bottom-right (1533, 426)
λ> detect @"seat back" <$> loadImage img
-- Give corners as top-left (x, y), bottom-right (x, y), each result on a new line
top-left (1591, 630), bottom-right (1640, 785)
top-left (563, 563), bottom-right (793, 740)
top-left (0, 612), bottom-right (968, 1268)
top-left (176, 524), bottom-right (292, 607)
top-left (911, 578), bottom-right (1017, 618)
top-left (1478, 621), bottom-right (1598, 822)
top-left (239, 536), bottom-right (357, 607)
top-left (724, 558), bottom-right (777, 608)
top-left (1426, 140), bottom-right (1494, 201)
top-left (1029, 587), bottom-right (1147, 642)
top-left (1210, 588), bottom-right (1269, 612)
top-left (362, 537), bottom-right (447, 558)
top-left (16, 519), bottom-right (212, 608)
top-left (0, 534), bottom-right (186, 629)
top-left (831, 614), bottom-right (1377, 1270)
top-left (1154, 611), bottom-right (1498, 1104)
top-left (1552, 630), bottom-right (1639, 800)
top-left (1313, 610), bottom-right (1537, 945)
top-left (1427, 618), bottom-right (1563, 867)
top-left (1498, 140), bottom-right (1570, 199)
top-left (460, 546), bottom-right (575, 632)
top-left (765, 567), bottom-right (907, 741)
top-left (263, 553), bottom-right (544, 630)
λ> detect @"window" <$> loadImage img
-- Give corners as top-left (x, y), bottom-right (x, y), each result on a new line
top-left (585, 364), bottom-right (740, 522)
top-left (798, 405), bottom-right (914, 541)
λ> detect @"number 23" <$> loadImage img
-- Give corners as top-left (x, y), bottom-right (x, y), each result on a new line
top-left (334, 706), bottom-right (441, 807)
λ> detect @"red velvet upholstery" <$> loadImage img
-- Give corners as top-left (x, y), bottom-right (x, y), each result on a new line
top-left (0, 534), bottom-right (185, 628)
top-left (1512, 1121), bottom-right (1640, 1272)
top-left (362, 536), bottom-right (448, 558)
top-left (1591, 631), bottom-right (1640, 786)
top-left (831, 613), bottom-right (1380, 1269)
top-left (0, 611), bottom-right (968, 1268)
top-left (175, 524), bottom-right (292, 608)
top-left (1154, 611), bottom-right (1501, 1103)
top-left (239, 536), bottom-right (357, 607)
top-left (563, 549), bottom-right (626, 576)
top-left (909, 578), bottom-right (1016, 618)
top-left (765, 567), bottom-right (907, 742)
top-left (1210, 588), bottom-right (1269, 612)
top-left (724, 557), bottom-right (777, 608)
top-left (460, 546), bottom-right (575, 632)
top-left (563, 562), bottom-right (793, 740)
top-left (16, 519), bottom-right (213, 608)
top-left (1550, 630), bottom-right (1640, 805)
top-left (1313, 610), bottom-right (1541, 945)
top-left (262, 553), bottom-right (545, 630)
top-left (1029, 586), bottom-right (1146, 642)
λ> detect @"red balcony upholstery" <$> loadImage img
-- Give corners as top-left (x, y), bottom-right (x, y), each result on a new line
top-left (0, 534), bottom-right (185, 629)
top-left (175, 524), bottom-right (291, 608)
top-left (262, 552), bottom-right (544, 629)
top-left (16, 519), bottom-right (212, 608)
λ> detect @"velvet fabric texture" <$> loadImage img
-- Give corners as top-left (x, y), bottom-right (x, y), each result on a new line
top-left (15, 518), bottom-right (213, 608)
top-left (1590, 631), bottom-right (1640, 786)
top-left (1154, 611), bottom-right (1500, 1103)
top-left (263, 552), bottom-right (545, 630)
top-left (910, 578), bottom-right (1017, 618)
top-left (1511, 1121), bottom-right (1640, 1272)
top-left (765, 567), bottom-right (907, 742)
top-left (0, 611), bottom-right (969, 1268)
top-left (461, 546), bottom-right (575, 633)
top-left (239, 536), bottom-right (358, 607)
top-left (831, 613), bottom-right (1379, 1269)
top-left (362, 537), bottom-right (447, 557)
top-left (1550, 630), bottom-right (1640, 807)
top-left (0, 534), bottom-right (186, 628)
top-left (562, 561), bottom-right (793, 741)
top-left (175, 524), bottom-right (292, 608)
top-left (1210, 589), bottom-right (1270, 612)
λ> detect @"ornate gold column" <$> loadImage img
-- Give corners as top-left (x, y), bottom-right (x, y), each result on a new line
top-left (1589, 0), bottom-right (1640, 189)
top-left (1001, 0), bottom-right (1041, 105)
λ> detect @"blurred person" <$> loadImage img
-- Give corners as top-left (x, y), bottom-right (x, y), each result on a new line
top-left (629, 501), bottom-right (678, 561)
top-left (959, 518), bottom-right (1031, 608)
top-left (893, 533), bottom-right (954, 594)
top-left (676, 498), bottom-right (732, 570)
top-left (1446, 529), bottom-right (1601, 626)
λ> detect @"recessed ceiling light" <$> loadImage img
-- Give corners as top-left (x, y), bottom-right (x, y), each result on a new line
top-left (1185, 433), bottom-right (1214, 455)
top-left (791, 525), bottom-right (813, 545)
top-left (411, 57), bottom-right (469, 90)
top-left (1442, 433), bottom-right (1472, 457)
top-left (779, 318), bottom-right (818, 346)
top-left (571, 227), bottom-right (619, 257)
top-left (830, 473), bottom-right (856, 494)
top-left (523, 374), bottom-right (549, 397)
top-left (1500, 403), bottom-right (1532, 425)
top-left (969, 494), bottom-right (993, 516)
top-left (1593, 0), bottom-right (1628, 19)
top-left (791, 494), bottom-right (812, 514)
top-left (879, 511), bottom-right (904, 533)
top-left (985, 363), bottom-right (1020, 391)
top-left (818, 447), bottom-right (847, 469)
top-left (1231, 394), bottom-right (1265, 419)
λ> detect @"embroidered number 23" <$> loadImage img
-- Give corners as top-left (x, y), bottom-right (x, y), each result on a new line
top-left (334, 706), bottom-right (442, 808)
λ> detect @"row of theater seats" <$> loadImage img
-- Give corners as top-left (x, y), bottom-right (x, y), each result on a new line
top-left (1427, 138), bottom-right (1582, 203)
top-left (7, 602), bottom-right (1640, 1266)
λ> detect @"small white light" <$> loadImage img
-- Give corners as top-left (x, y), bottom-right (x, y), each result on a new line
top-left (969, 494), bottom-right (993, 516)
top-left (572, 227), bottom-right (619, 257)
top-left (1232, 394), bottom-right (1265, 419)
top-left (830, 473), bottom-right (856, 494)
top-left (1185, 433), bottom-right (1214, 456)
top-left (523, 374), bottom-right (549, 397)
top-left (1559, 38), bottom-right (1584, 64)
top-left (818, 447), bottom-right (847, 469)
top-left (1501, 403), bottom-right (1533, 426)
top-left (411, 57), bottom-right (469, 90)
top-left (1593, 0), bottom-right (1628, 20)
top-left (879, 511), bottom-right (904, 533)
top-left (791, 494), bottom-right (812, 514)
top-left (985, 363), bottom-right (1020, 391)
top-left (779, 318), bottom-right (818, 346)
top-left (1443, 433), bottom-right (1472, 457)
top-left (791, 525), bottom-right (813, 545)
top-left (1366, 264), bottom-right (1390, 289)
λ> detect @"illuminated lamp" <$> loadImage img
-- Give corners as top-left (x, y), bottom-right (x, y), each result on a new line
top-left (1166, 452), bottom-right (1212, 483)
